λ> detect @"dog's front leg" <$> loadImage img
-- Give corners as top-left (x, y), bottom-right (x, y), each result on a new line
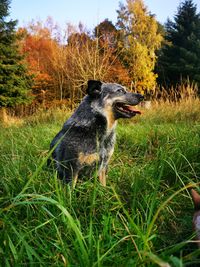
top-left (99, 168), bottom-right (106, 186)
top-left (72, 174), bottom-right (78, 189)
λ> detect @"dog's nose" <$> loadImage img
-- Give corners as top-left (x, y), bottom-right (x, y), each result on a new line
top-left (137, 94), bottom-right (144, 101)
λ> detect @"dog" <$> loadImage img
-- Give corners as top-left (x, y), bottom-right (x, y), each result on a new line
top-left (191, 189), bottom-right (200, 247)
top-left (49, 80), bottom-right (143, 187)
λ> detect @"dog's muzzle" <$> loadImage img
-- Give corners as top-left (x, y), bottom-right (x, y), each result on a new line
top-left (114, 93), bottom-right (144, 118)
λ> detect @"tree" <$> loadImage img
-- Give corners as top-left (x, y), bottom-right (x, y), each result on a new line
top-left (94, 19), bottom-right (118, 48)
top-left (19, 24), bottom-right (54, 102)
top-left (116, 0), bottom-right (162, 93)
top-left (94, 19), bottom-right (131, 86)
top-left (157, 0), bottom-right (200, 88)
top-left (65, 30), bottom-right (115, 106)
top-left (0, 0), bottom-right (32, 117)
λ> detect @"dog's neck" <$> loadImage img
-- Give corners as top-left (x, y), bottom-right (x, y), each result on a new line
top-left (103, 104), bottom-right (117, 131)
top-left (90, 98), bottom-right (117, 132)
top-left (67, 97), bottom-right (117, 135)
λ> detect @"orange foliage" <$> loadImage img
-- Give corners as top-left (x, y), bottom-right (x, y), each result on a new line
top-left (18, 27), bottom-right (54, 97)
top-left (16, 19), bottom-right (135, 111)
top-left (105, 57), bottom-right (131, 86)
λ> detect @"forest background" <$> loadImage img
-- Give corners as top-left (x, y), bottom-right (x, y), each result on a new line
top-left (1, 0), bottom-right (200, 119)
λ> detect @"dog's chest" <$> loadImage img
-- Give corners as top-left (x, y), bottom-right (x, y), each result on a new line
top-left (98, 129), bottom-right (116, 162)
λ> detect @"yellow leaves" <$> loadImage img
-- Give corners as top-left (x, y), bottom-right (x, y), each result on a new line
top-left (120, 0), bottom-right (163, 93)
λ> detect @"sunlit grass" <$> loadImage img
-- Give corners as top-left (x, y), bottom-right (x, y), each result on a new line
top-left (0, 98), bottom-right (200, 266)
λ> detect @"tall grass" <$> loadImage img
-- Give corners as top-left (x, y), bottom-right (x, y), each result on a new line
top-left (0, 97), bottom-right (200, 266)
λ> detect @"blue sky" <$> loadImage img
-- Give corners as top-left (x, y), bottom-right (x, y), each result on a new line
top-left (10, 0), bottom-right (200, 30)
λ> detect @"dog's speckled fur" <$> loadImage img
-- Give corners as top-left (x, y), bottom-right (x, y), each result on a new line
top-left (49, 80), bottom-right (143, 187)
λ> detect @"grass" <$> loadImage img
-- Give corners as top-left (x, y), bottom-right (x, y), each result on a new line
top-left (0, 99), bottom-right (200, 266)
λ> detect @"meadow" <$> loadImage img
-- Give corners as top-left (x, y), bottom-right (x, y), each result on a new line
top-left (0, 98), bottom-right (200, 266)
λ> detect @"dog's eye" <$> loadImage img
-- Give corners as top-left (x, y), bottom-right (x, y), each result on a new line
top-left (118, 89), bottom-right (125, 94)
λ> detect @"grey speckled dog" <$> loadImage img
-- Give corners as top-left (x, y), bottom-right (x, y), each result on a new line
top-left (49, 80), bottom-right (143, 187)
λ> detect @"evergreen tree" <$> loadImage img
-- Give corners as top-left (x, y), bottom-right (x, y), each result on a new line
top-left (157, 0), bottom-right (200, 88)
top-left (116, 0), bottom-right (162, 94)
top-left (0, 0), bottom-right (32, 108)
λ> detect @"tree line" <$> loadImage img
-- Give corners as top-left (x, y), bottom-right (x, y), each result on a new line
top-left (0, 0), bottom-right (200, 115)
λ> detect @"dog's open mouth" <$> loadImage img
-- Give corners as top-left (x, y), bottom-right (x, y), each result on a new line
top-left (115, 102), bottom-right (141, 116)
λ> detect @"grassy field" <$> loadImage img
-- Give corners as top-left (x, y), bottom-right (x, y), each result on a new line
top-left (1, 99), bottom-right (200, 266)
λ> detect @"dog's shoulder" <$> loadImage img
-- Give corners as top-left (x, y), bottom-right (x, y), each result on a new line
top-left (63, 96), bottom-right (96, 128)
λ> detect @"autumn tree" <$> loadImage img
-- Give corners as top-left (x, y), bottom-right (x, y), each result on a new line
top-left (0, 0), bottom-right (32, 119)
top-left (93, 20), bottom-right (130, 86)
top-left (65, 29), bottom-right (115, 106)
top-left (156, 0), bottom-right (200, 89)
top-left (19, 19), bottom-right (126, 109)
top-left (116, 0), bottom-right (162, 93)
top-left (94, 19), bottom-right (118, 48)
top-left (19, 21), bottom-right (55, 104)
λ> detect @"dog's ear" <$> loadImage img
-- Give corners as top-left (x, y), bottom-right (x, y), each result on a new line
top-left (86, 80), bottom-right (102, 97)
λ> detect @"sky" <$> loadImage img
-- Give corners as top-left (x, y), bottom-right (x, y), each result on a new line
top-left (10, 0), bottom-right (200, 31)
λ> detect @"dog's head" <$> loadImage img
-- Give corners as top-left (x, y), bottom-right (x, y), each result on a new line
top-left (87, 80), bottom-right (144, 119)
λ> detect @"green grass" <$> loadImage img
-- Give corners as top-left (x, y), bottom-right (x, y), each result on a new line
top-left (1, 100), bottom-right (200, 266)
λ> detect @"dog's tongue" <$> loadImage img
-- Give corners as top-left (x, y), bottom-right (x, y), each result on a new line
top-left (126, 105), bottom-right (141, 114)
